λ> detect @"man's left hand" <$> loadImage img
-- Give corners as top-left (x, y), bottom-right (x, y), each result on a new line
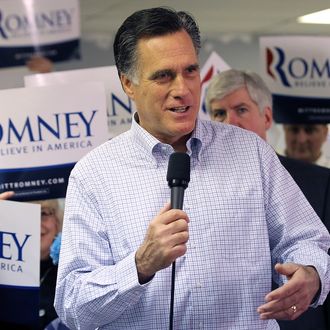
top-left (257, 263), bottom-right (320, 320)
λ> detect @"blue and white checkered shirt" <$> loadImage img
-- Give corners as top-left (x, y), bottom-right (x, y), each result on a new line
top-left (55, 116), bottom-right (330, 330)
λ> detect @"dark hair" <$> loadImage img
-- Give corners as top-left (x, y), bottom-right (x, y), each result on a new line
top-left (113, 7), bottom-right (201, 83)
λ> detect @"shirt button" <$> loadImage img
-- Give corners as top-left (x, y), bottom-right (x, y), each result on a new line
top-left (184, 203), bottom-right (190, 210)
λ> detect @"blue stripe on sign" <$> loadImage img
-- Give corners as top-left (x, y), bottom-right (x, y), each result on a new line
top-left (0, 285), bottom-right (39, 325)
top-left (273, 94), bottom-right (330, 124)
top-left (0, 39), bottom-right (80, 68)
top-left (0, 162), bottom-right (75, 201)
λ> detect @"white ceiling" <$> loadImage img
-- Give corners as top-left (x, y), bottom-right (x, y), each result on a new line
top-left (80, 0), bottom-right (330, 42)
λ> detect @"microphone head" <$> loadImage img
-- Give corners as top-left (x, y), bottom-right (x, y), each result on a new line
top-left (166, 152), bottom-right (190, 189)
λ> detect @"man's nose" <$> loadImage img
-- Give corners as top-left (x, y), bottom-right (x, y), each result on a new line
top-left (296, 129), bottom-right (308, 143)
top-left (226, 112), bottom-right (240, 126)
top-left (171, 75), bottom-right (189, 98)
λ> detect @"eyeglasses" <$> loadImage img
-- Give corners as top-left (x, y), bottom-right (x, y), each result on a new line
top-left (41, 208), bottom-right (56, 219)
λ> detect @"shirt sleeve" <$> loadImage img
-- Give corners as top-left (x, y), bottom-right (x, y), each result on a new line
top-left (259, 139), bottom-right (330, 306)
top-left (54, 171), bottom-right (149, 330)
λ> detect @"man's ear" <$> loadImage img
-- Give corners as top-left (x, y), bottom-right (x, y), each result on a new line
top-left (264, 106), bottom-right (273, 130)
top-left (321, 124), bottom-right (329, 143)
top-left (120, 74), bottom-right (135, 100)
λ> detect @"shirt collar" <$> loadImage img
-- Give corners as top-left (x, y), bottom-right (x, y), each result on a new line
top-left (130, 112), bottom-right (210, 163)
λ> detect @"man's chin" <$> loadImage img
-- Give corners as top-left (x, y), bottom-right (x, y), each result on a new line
top-left (296, 153), bottom-right (311, 161)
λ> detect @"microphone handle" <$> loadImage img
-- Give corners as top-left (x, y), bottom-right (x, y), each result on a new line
top-left (169, 186), bottom-right (185, 330)
top-left (170, 186), bottom-right (185, 210)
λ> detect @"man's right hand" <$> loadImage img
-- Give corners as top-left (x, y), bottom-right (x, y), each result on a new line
top-left (0, 191), bottom-right (14, 200)
top-left (135, 202), bottom-right (189, 284)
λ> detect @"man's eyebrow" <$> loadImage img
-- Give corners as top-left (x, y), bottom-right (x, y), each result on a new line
top-left (148, 64), bottom-right (200, 81)
top-left (187, 63), bottom-right (200, 71)
top-left (233, 102), bottom-right (248, 109)
top-left (148, 69), bottom-right (174, 80)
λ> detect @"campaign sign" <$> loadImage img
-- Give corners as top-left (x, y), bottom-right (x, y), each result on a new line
top-left (0, 200), bottom-right (40, 325)
top-left (0, 82), bottom-right (108, 201)
top-left (0, 0), bottom-right (80, 68)
top-left (25, 66), bottom-right (135, 139)
top-left (199, 51), bottom-right (231, 120)
top-left (260, 36), bottom-right (330, 123)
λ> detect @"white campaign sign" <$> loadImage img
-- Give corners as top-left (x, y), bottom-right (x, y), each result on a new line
top-left (259, 36), bottom-right (330, 123)
top-left (0, 81), bottom-right (108, 200)
top-left (25, 66), bottom-right (135, 139)
top-left (0, 0), bottom-right (80, 47)
top-left (0, 200), bottom-right (40, 287)
top-left (260, 36), bottom-right (330, 97)
top-left (199, 51), bottom-right (231, 120)
top-left (0, 0), bottom-right (80, 68)
top-left (0, 81), bottom-right (107, 169)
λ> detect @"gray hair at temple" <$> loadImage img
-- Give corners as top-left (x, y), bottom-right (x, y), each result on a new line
top-left (205, 69), bottom-right (273, 115)
top-left (113, 7), bottom-right (201, 84)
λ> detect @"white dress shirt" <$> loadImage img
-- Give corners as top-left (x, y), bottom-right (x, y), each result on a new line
top-left (55, 117), bottom-right (330, 330)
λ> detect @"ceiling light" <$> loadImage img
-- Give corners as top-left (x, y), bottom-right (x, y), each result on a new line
top-left (297, 8), bottom-right (330, 24)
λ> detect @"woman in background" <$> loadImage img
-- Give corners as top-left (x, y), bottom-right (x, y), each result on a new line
top-left (38, 199), bottom-right (63, 329)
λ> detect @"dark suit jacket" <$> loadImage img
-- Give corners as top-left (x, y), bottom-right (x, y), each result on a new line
top-left (277, 155), bottom-right (330, 330)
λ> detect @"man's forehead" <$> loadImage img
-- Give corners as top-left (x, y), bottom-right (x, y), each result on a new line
top-left (136, 31), bottom-right (197, 60)
top-left (212, 95), bottom-right (254, 109)
top-left (286, 124), bottom-right (321, 129)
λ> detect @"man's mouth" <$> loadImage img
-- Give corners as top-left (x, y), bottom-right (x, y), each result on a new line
top-left (169, 106), bottom-right (189, 113)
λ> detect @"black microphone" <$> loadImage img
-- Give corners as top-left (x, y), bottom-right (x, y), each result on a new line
top-left (166, 152), bottom-right (190, 330)
top-left (166, 152), bottom-right (190, 210)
